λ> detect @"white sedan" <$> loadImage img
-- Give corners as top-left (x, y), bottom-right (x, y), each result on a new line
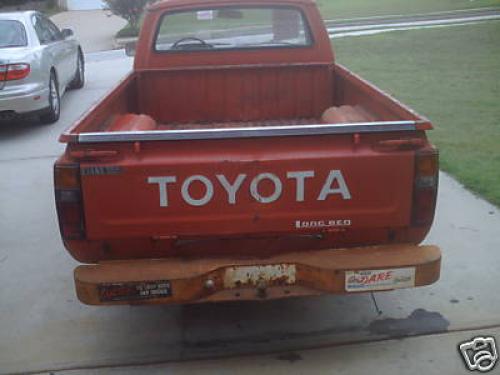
top-left (0, 11), bottom-right (84, 124)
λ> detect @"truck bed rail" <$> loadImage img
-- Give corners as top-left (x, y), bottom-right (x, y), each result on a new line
top-left (76, 120), bottom-right (419, 143)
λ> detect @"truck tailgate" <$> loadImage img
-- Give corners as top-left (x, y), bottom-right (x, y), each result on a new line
top-left (79, 133), bottom-right (415, 242)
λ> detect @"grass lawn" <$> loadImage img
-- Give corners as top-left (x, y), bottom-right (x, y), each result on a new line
top-left (117, 0), bottom-right (500, 37)
top-left (317, 0), bottom-right (500, 20)
top-left (334, 21), bottom-right (500, 206)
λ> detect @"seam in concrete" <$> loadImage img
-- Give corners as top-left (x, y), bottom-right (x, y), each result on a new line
top-left (0, 155), bottom-right (60, 163)
top-left (17, 323), bottom-right (500, 375)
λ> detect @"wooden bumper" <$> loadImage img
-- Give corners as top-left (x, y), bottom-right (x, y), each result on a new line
top-left (74, 244), bottom-right (441, 305)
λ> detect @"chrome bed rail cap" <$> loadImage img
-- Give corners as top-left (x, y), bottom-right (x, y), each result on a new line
top-left (77, 121), bottom-right (417, 143)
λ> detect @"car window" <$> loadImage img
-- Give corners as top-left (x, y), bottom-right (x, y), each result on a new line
top-left (0, 20), bottom-right (28, 48)
top-left (155, 6), bottom-right (313, 52)
top-left (32, 15), bottom-right (50, 44)
top-left (32, 14), bottom-right (62, 44)
top-left (44, 17), bottom-right (63, 41)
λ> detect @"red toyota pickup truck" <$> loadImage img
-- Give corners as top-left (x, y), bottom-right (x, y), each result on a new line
top-left (55, 0), bottom-right (441, 305)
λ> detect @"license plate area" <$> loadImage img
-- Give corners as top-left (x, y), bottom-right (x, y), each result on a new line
top-left (223, 264), bottom-right (296, 289)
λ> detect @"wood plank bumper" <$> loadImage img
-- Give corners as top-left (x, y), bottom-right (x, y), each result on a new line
top-left (74, 244), bottom-right (441, 305)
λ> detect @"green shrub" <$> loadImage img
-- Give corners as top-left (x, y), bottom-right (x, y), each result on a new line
top-left (104, 0), bottom-right (155, 34)
top-left (116, 23), bottom-right (140, 38)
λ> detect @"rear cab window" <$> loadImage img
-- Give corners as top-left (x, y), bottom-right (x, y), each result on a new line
top-left (154, 6), bottom-right (313, 52)
top-left (0, 20), bottom-right (28, 48)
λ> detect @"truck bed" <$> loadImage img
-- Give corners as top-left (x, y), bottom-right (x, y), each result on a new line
top-left (61, 63), bottom-right (430, 143)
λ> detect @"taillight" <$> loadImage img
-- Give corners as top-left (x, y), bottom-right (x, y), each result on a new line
top-left (0, 63), bottom-right (30, 81)
top-left (54, 163), bottom-right (85, 240)
top-left (412, 147), bottom-right (439, 226)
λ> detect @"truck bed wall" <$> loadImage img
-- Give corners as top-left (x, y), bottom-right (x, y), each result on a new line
top-left (74, 74), bottom-right (139, 133)
top-left (134, 64), bottom-right (420, 126)
top-left (333, 64), bottom-right (421, 122)
top-left (136, 64), bottom-right (333, 124)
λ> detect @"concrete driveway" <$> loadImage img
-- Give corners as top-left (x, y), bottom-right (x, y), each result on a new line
top-left (51, 10), bottom-right (126, 53)
top-left (0, 52), bottom-right (499, 375)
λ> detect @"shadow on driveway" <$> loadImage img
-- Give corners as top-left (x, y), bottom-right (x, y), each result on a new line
top-left (0, 116), bottom-right (46, 140)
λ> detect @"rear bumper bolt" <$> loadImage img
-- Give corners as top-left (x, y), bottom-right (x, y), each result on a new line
top-left (204, 279), bottom-right (215, 290)
top-left (256, 279), bottom-right (267, 298)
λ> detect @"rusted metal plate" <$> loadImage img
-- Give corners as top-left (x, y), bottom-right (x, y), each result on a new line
top-left (223, 264), bottom-right (296, 289)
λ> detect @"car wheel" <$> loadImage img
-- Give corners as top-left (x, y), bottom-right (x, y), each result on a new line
top-left (40, 72), bottom-right (60, 124)
top-left (69, 51), bottom-right (85, 90)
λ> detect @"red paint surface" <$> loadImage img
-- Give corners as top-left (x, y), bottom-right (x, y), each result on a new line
top-left (56, 0), bottom-right (436, 264)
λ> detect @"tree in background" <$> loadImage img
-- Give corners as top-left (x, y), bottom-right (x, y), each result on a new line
top-left (104, 0), bottom-right (155, 34)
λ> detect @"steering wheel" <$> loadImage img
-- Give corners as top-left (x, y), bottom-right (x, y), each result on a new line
top-left (172, 37), bottom-right (211, 49)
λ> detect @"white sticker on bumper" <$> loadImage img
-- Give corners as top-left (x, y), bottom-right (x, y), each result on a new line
top-left (345, 267), bottom-right (416, 292)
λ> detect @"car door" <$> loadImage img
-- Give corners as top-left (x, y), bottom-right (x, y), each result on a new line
top-left (32, 14), bottom-right (67, 90)
top-left (44, 16), bottom-right (77, 87)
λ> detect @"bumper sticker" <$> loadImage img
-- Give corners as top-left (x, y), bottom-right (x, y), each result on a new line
top-left (345, 267), bottom-right (415, 292)
top-left (99, 280), bottom-right (172, 302)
